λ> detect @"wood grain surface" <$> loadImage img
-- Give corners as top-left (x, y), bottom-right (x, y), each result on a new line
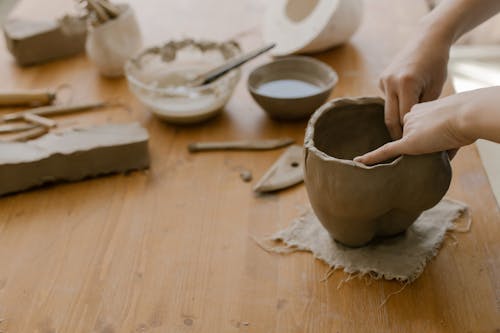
top-left (0, 1), bottom-right (498, 332)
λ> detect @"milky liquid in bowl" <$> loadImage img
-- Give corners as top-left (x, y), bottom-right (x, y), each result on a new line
top-left (125, 40), bottom-right (241, 124)
top-left (256, 79), bottom-right (322, 98)
top-left (138, 67), bottom-right (221, 114)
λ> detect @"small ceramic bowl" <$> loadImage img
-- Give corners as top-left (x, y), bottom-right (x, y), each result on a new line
top-left (125, 39), bottom-right (241, 125)
top-left (247, 56), bottom-right (338, 120)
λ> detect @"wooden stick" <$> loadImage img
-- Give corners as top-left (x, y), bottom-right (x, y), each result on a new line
top-left (87, 0), bottom-right (110, 23)
top-left (1, 102), bottom-right (107, 122)
top-left (3, 126), bottom-right (48, 142)
top-left (0, 90), bottom-right (56, 106)
top-left (0, 123), bottom-right (38, 134)
top-left (23, 113), bottom-right (57, 128)
top-left (188, 138), bottom-right (295, 152)
top-left (96, 0), bottom-right (121, 18)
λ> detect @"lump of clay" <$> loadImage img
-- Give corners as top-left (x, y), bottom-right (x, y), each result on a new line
top-left (263, 0), bottom-right (363, 56)
top-left (0, 123), bottom-right (149, 197)
top-left (3, 15), bottom-right (87, 66)
top-left (304, 97), bottom-right (452, 247)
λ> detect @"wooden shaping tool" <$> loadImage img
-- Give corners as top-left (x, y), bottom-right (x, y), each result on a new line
top-left (253, 145), bottom-right (304, 193)
top-left (23, 113), bottom-right (57, 128)
top-left (3, 126), bottom-right (49, 142)
top-left (1, 102), bottom-right (107, 122)
top-left (188, 138), bottom-right (294, 152)
top-left (0, 89), bottom-right (56, 106)
top-left (0, 123), bottom-right (38, 134)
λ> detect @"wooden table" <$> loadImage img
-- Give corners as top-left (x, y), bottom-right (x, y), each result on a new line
top-left (0, 1), bottom-right (498, 332)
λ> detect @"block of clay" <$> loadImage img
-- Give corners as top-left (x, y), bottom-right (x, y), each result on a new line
top-left (0, 123), bottom-right (149, 196)
top-left (3, 15), bottom-right (87, 66)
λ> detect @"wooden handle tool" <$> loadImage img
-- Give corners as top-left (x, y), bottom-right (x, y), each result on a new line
top-left (0, 90), bottom-right (56, 107)
top-left (188, 138), bottom-right (294, 152)
top-left (1, 102), bottom-right (107, 122)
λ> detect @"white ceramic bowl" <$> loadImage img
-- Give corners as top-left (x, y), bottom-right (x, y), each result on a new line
top-left (125, 39), bottom-right (241, 124)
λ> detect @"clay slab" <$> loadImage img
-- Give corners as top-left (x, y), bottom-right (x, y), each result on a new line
top-left (0, 123), bottom-right (149, 196)
top-left (4, 16), bottom-right (86, 66)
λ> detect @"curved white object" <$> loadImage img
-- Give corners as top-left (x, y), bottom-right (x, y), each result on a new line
top-left (263, 0), bottom-right (363, 56)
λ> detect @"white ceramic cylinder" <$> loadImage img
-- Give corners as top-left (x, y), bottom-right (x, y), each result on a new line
top-left (86, 4), bottom-right (142, 77)
top-left (264, 0), bottom-right (363, 56)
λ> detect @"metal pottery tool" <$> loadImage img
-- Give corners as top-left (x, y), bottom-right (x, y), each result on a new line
top-left (253, 145), bottom-right (304, 193)
top-left (188, 43), bottom-right (276, 87)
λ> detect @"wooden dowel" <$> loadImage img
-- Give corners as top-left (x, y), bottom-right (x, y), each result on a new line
top-left (1, 102), bottom-right (107, 122)
top-left (23, 113), bottom-right (57, 128)
top-left (0, 123), bottom-right (38, 134)
top-left (3, 126), bottom-right (49, 142)
top-left (96, 0), bottom-right (121, 18)
top-left (87, 0), bottom-right (110, 23)
top-left (0, 90), bottom-right (56, 106)
top-left (188, 138), bottom-right (295, 152)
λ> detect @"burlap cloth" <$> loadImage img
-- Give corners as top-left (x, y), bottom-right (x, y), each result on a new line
top-left (257, 199), bottom-right (471, 283)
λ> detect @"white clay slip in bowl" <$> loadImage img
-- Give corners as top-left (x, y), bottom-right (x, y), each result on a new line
top-left (125, 39), bottom-right (241, 125)
top-left (247, 56), bottom-right (338, 120)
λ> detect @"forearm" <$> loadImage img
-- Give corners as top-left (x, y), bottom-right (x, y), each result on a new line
top-left (458, 86), bottom-right (500, 143)
top-left (420, 0), bottom-right (500, 46)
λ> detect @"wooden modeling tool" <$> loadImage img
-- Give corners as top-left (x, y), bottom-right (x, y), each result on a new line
top-left (0, 123), bottom-right (38, 134)
top-left (80, 0), bottom-right (122, 25)
top-left (0, 90), bottom-right (56, 106)
top-left (3, 126), bottom-right (49, 142)
top-left (23, 113), bottom-right (57, 128)
top-left (1, 102), bottom-right (107, 122)
top-left (188, 138), bottom-right (294, 152)
top-left (253, 145), bottom-right (304, 193)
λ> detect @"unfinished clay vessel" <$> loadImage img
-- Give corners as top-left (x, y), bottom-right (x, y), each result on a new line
top-left (304, 97), bottom-right (452, 247)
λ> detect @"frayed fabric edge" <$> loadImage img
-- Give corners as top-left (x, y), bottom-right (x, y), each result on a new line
top-left (252, 198), bottom-right (472, 286)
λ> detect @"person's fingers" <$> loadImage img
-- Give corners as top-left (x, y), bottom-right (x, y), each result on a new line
top-left (419, 85), bottom-right (442, 103)
top-left (384, 90), bottom-right (403, 140)
top-left (447, 148), bottom-right (459, 160)
top-left (379, 78), bottom-right (386, 94)
top-left (398, 84), bottom-right (419, 125)
top-left (354, 140), bottom-right (404, 166)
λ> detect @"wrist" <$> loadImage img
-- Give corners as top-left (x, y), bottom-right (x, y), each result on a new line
top-left (455, 102), bottom-right (479, 143)
top-left (418, 17), bottom-right (455, 49)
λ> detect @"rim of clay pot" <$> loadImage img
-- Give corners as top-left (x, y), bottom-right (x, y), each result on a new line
top-left (304, 96), bottom-right (404, 170)
top-left (247, 56), bottom-right (338, 101)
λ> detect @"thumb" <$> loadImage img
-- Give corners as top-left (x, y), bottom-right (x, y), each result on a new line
top-left (354, 140), bottom-right (404, 166)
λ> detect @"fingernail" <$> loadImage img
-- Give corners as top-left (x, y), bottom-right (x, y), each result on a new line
top-left (353, 156), bottom-right (363, 163)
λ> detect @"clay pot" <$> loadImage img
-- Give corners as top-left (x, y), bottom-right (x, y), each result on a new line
top-left (304, 97), bottom-right (452, 247)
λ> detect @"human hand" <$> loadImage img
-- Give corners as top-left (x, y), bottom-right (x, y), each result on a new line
top-left (380, 29), bottom-right (451, 139)
top-left (354, 91), bottom-right (480, 165)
